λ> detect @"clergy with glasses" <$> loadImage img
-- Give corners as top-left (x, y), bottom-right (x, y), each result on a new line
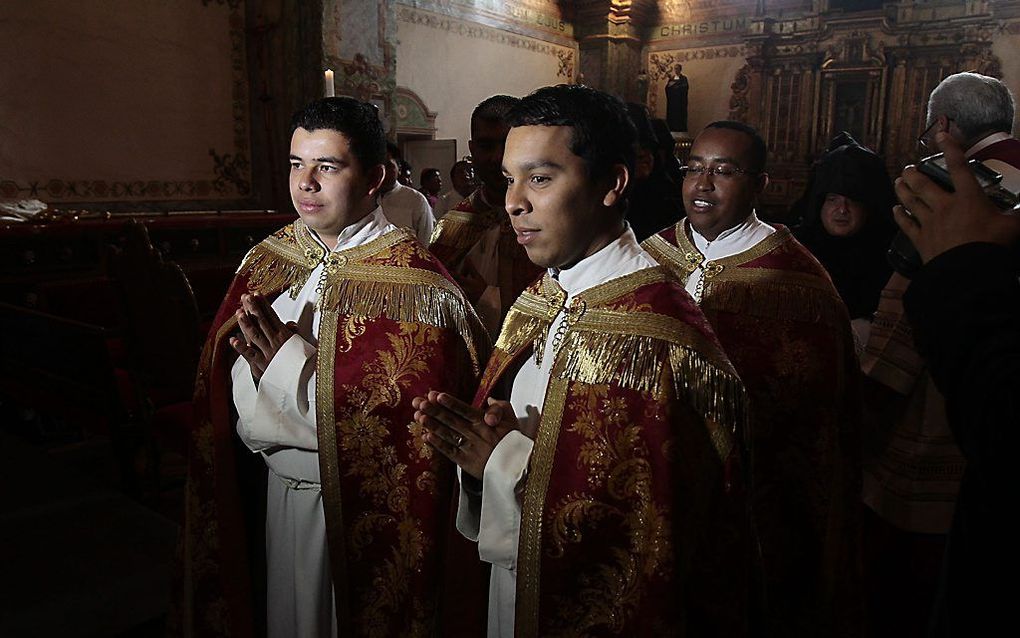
top-left (643, 121), bottom-right (863, 638)
top-left (414, 85), bottom-right (749, 637)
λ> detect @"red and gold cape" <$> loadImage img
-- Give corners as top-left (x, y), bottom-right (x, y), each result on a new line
top-left (475, 267), bottom-right (749, 637)
top-left (644, 221), bottom-right (862, 636)
top-left (174, 221), bottom-right (489, 637)
top-left (428, 187), bottom-right (543, 321)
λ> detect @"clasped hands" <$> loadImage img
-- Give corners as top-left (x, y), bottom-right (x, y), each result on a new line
top-left (229, 292), bottom-right (298, 381)
top-left (412, 392), bottom-right (534, 480)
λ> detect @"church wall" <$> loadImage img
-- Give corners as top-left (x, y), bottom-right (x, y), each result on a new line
top-left (394, 1), bottom-right (577, 158)
top-left (0, 0), bottom-right (255, 209)
top-left (991, 25), bottom-right (1020, 134)
top-left (646, 45), bottom-right (748, 135)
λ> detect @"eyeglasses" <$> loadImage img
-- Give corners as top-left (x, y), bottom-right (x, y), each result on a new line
top-left (680, 163), bottom-right (758, 180)
top-left (917, 117), bottom-right (953, 150)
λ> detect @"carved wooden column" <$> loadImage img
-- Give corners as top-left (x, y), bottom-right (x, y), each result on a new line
top-left (574, 0), bottom-right (647, 102)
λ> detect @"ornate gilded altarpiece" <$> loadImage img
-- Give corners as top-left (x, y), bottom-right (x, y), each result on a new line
top-left (645, 0), bottom-right (1018, 218)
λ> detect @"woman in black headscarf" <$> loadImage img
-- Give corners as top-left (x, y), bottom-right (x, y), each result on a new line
top-left (794, 133), bottom-right (898, 333)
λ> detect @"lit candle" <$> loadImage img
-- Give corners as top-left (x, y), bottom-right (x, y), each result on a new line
top-left (324, 69), bottom-right (335, 98)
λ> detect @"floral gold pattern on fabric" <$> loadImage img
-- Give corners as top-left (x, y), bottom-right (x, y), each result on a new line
top-left (336, 315), bottom-right (367, 354)
top-left (333, 323), bottom-right (440, 633)
top-left (645, 218), bottom-right (864, 636)
top-left (543, 384), bottom-right (673, 634)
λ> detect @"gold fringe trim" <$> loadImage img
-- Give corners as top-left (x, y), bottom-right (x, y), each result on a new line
top-left (237, 240), bottom-right (316, 297)
top-left (704, 279), bottom-right (847, 328)
top-left (550, 329), bottom-right (745, 461)
top-left (317, 273), bottom-right (488, 374)
top-left (491, 271), bottom-right (748, 461)
top-left (493, 290), bottom-right (549, 356)
top-left (556, 330), bottom-right (670, 396)
top-left (642, 233), bottom-right (692, 285)
top-left (429, 212), bottom-right (491, 252)
top-left (233, 225), bottom-right (488, 371)
top-left (668, 343), bottom-right (747, 461)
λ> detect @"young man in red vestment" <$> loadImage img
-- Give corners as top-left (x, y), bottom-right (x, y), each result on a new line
top-left (414, 85), bottom-right (749, 637)
top-left (173, 97), bottom-right (487, 638)
top-left (643, 121), bottom-right (863, 637)
top-left (428, 94), bottom-right (543, 335)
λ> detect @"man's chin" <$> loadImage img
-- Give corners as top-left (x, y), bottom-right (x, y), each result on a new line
top-left (522, 246), bottom-right (553, 270)
top-left (298, 214), bottom-right (341, 236)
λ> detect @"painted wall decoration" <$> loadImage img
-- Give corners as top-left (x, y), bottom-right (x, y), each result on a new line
top-left (395, 3), bottom-right (578, 155)
top-left (397, 0), bottom-right (574, 42)
top-left (0, 0), bottom-right (252, 207)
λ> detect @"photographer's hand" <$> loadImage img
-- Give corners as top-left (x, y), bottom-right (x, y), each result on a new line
top-left (894, 131), bottom-right (1020, 263)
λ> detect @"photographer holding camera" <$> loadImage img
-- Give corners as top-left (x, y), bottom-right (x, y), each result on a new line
top-left (920, 72), bottom-right (1020, 192)
top-left (860, 73), bottom-right (1020, 637)
top-left (894, 129), bottom-right (1020, 636)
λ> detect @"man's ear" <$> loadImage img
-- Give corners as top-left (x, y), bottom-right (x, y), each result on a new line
top-left (602, 163), bottom-right (630, 208)
top-left (756, 171), bottom-right (769, 196)
top-left (366, 163), bottom-right (387, 198)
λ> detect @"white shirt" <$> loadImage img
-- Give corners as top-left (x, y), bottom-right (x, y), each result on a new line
top-left (685, 212), bottom-right (775, 302)
top-left (456, 226), bottom-right (657, 638)
top-left (380, 182), bottom-right (435, 245)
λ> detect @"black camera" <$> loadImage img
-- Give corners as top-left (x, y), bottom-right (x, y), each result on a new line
top-left (888, 154), bottom-right (1015, 278)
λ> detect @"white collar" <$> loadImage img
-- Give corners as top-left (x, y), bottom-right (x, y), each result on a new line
top-left (966, 132), bottom-right (1012, 157)
top-left (552, 226), bottom-right (650, 297)
top-left (309, 206), bottom-right (393, 253)
top-left (688, 211), bottom-right (775, 258)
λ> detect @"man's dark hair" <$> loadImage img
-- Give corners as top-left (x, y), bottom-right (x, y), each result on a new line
top-left (290, 97), bottom-right (386, 169)
top-left (507, 84), bottom-right (637, 180)
top-left (386, 141), bottom-right (402, 161)
top-left (470, 95), bottom-right (520, 137)
top-left (626, 102), bottom-right (658, 152)
top-left (704, 120), bottom-right (768, 173)
top-left (450, 159), bottom-right (471, 179)
top-left (420, 168), bottom-right (440, 182)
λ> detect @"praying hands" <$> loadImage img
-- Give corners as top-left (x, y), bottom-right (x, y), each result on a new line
top-left (412, 391), bottom-right (526, 480)
top-left (229, 292), bottom-right (298, 381)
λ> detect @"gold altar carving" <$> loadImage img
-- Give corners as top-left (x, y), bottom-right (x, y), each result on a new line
top-left (720, 2), bottom-right (1008, 217)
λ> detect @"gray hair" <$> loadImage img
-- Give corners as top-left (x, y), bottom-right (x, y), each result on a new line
top-left (927, 72), bottom-right (1016, 139)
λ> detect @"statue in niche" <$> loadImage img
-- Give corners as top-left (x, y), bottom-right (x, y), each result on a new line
top-left (665, 64), bottom-right (689, 132)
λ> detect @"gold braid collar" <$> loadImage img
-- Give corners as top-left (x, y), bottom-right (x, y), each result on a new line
top-left (238, 220), bottom-right (488, 373)
top-left (495, 267), bottom-right (746, 460)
